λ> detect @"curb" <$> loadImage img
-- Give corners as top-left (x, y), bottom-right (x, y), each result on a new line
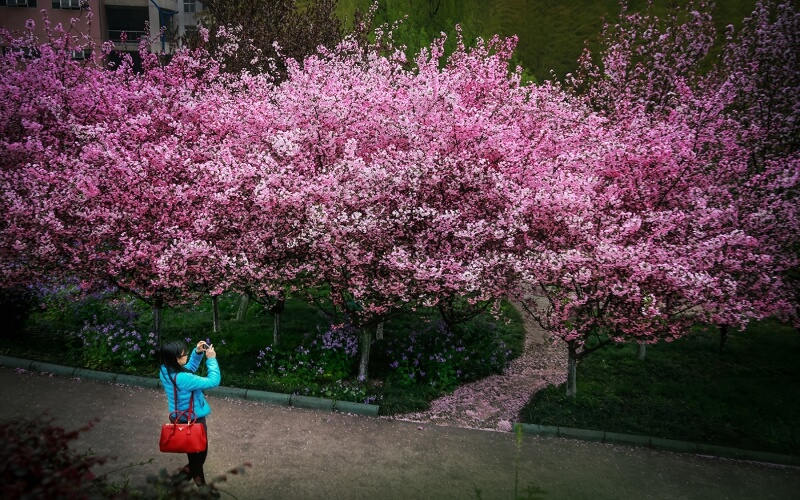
top-left (0, 355), bottom-right (379, 417)
top-left (512, 423), bottom-right (799, 467)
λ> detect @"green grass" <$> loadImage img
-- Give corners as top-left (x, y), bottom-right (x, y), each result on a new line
top-left (335, 0), bottom-right (760, 82)
top-left (520, 320), bottom-right (800, 455)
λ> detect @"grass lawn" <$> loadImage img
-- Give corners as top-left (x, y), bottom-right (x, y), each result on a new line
top-left (520, 320), bottom-right (800, 455)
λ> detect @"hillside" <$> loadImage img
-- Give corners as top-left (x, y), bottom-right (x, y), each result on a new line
top-left (334, 0), bottom-right (761, 82)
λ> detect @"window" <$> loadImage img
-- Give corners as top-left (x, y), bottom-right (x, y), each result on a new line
top-left (184, 0), bottom-right (196, 13)
top-left (52, 0), bottom-right (85, 9)
top-left (70, 48), bottom-right (91, 60)
top-left (2, 46), bottom-right (38, 58)
top-left (3, 0), bottom-right (37, 7)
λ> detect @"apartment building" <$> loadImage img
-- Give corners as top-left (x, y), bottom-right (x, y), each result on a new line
top-left (1, 0), bottom-right (203, 58)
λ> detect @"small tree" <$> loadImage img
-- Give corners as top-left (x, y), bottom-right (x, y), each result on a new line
top-left (522, 0), bottom-right (800, 397)
top-left (0, 417), bottom-right (120, 498)
top-left (191, 0), bottom-right (343, 77)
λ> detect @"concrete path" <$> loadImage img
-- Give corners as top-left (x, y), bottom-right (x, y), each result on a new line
top-left (1, 367), bottom-right (798, 500)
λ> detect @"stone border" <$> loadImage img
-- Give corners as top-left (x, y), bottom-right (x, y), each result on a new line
top-left (0, 355), bottom-right (379, 417)
top-left (513, 423), bottom-right (799, 467)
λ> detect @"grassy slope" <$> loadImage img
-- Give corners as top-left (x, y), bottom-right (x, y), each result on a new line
top-left (520, 320), bottom-right (800, 455)
top-left (336, 0), bottom-right (759, 82)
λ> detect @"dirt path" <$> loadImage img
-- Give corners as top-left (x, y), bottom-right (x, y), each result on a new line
top-left (390, 301), bottom-right (567, 431)
top-left (4, 368), bottom-right (799, 500)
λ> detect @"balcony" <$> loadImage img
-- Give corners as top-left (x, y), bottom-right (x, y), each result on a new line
top-left (107, 30), bottom-right (148, 44)
top-left (105, 4), bottom-right (148, 50)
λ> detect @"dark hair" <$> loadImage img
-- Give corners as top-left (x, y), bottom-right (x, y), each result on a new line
top-left (161, 340), bottom-right (188, 374)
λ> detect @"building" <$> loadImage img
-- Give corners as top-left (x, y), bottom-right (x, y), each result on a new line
top-left (1, 0), bottom-right (204, 59)
top-left (0, 1), bottom-right (104, 53)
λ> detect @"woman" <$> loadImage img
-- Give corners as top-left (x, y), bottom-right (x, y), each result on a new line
top-left (160, 339), bottom-right (221, 497)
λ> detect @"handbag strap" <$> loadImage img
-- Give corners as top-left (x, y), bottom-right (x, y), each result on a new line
top-left (170, 372), bottom-right (196, 423)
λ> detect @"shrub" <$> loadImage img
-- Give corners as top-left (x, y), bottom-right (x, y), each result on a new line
top-left (256, 323), bottom-right (358, 384)
top-left (0, 416), bottom-right (125, 499)
top-left (0, 414), bottom-right (248, 499)
top-left (0, 285), bottom-right (35, 338)
top-left (74, 318), bottom-right (158, 371)
top-left (33, 279), bottom-right (138, 331)
top-left (383, 319), bottom-right (515, 392)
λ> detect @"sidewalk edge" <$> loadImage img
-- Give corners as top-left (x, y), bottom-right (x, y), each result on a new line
top-left (0, 355), bottom-right (380, 417)
top-left (513, 422), bottom-right (798, 467)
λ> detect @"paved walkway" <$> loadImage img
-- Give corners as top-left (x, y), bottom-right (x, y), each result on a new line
top-left (1, 368), bottom-right (798, 499)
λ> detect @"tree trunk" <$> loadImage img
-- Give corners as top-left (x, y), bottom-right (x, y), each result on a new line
top-left (719, 324), bottom-right (729, 352)
top-left (438, 299), bottom-right (455, 333)
top-left (212, 295), bottom-right (222, 333)
top-left (566, 343), bottom-right (578, 399)
top-left (637, 342), bottom-right (646, 360)
top-left (235, 293), bottom-right (250, 321)
top-left (153, 300), bottom-right (163, 363)
top-left (358, 328), bottom-right (372, 380)
top-left (376, 321), bottom-right (384, 340)
top-left (273, 311), bottom-right (281, 346)
top-left (153, 305), bottom-right (163, 342)
top-left (270, 298), bottom-right (285, 347)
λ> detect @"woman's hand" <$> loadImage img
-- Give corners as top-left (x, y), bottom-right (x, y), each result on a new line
top-left (195, 341), bottom-right (208, 354)
top-left (205, 344), bottom-right (217, 359)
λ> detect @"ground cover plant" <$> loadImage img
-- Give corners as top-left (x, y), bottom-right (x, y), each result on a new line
top-left (0, 286), bottom-right (525, 414)
top-left (520, 320), bottom-right (800, 456)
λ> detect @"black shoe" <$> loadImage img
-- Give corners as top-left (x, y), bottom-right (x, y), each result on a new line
top-left (176, 465), bottom-right (192, 482)
top-left (194, 477), bottom-right (221, 498)
top-left (202, 486), bottom-right (221, 499)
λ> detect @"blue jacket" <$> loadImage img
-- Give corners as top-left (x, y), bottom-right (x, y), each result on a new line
top-left (160, 351), bottom-right (221, 419)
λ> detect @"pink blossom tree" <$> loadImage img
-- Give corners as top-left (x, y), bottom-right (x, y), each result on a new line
top-left (710, 0), bottom-right (800, 346)
top-left (0, 21), bottom-right (255, 342)
top-left (262, 29), bottom-right (549, 379)
top-left (0, 15), bottom-right (111, 289)
top-left (520, 0), bottom-right (800, 397)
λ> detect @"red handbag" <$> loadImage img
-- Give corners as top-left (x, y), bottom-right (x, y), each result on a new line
top-left (159, 374), bottom-right (208, 453)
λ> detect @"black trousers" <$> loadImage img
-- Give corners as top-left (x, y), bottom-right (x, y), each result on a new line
top-left (170, 415), bottom-right (208, 480)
